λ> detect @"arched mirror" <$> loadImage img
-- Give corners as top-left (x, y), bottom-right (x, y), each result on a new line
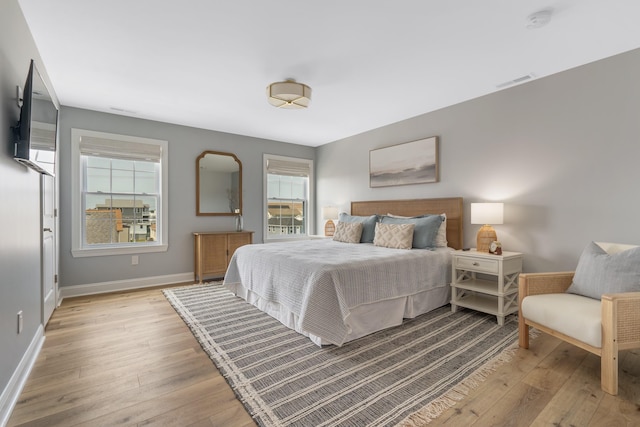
top-left (196, 151), bottom-right (242, 216)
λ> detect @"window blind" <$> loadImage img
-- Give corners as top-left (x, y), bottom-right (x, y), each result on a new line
top-left (79, 136), bottom-right (162, 162)
top-left (266, 158), bottom-right (311, 177)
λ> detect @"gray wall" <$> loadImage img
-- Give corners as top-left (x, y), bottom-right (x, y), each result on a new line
top-left (317, 48), bottom-right (640, 273)
top-left (58, 107), bottom-right (315, 287)
top-left (0, 0), bottom-right (56, 408)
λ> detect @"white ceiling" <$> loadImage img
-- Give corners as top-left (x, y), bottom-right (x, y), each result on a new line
top-left (17, 0), bottom-right (640, 147)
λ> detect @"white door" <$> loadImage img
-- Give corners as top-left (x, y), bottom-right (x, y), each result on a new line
top-left (42, 174), bottom-right (56, 325)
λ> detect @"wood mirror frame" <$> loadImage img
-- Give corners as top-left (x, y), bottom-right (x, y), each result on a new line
top-left (196, 150), bottom-right (242, 216)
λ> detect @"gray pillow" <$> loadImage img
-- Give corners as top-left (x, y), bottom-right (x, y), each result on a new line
top-left (380, 214), bottom-right (444, 249)
top-left (338, 213), bottom-right (379, 243)
top-left (566, 241), bottom-right (640, 300)
top-left (385, 213), bottom-right (448, 247)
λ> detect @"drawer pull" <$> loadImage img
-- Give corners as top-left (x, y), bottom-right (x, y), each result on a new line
top-left (472, 262), bottom-right (480, 266)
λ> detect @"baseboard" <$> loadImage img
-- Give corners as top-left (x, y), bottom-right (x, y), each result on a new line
top-left (58, 272), bottom-right (194, 301)
top-left (0, 325), bottom-right (45, 427)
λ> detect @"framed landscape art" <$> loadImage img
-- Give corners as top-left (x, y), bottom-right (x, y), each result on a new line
top-left (369, 136), bottom-right (439, 187)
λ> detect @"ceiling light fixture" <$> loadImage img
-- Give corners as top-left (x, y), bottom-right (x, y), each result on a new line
top-left (526, 10), bottom-right (552, 29)
top-left (267, 79), bottom-right (311, 109)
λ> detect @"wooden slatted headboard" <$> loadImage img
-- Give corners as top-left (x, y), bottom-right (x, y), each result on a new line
top-left (350, 197), bottom-right (464, 250)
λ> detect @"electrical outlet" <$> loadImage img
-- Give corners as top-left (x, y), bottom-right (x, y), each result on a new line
top-left (17, 311), bottom-right (23, 334)
top-left (131, 255), bottom-right (139, 265)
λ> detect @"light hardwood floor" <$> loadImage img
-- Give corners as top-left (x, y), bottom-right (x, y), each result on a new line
top-left (7, 284), bottom-right (640, 426)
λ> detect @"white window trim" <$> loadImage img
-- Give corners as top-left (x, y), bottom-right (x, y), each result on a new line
top-left (71, 128), bottom-right (169, 257)
top-left (263, 153), bottom-right (314, 242)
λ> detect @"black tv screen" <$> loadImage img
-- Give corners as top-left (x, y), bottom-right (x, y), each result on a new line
top-left (13, 60), bottom-right (58, 176)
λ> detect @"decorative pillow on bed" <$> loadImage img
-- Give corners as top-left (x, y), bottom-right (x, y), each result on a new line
top-left (373, 223), bottom-right (415, 249)
top-left (338, 213), bottom-right (378, 243)
top-left (380, 214), bottom-right (444, 249)
top-left (566, 241), bottom-right (640, 300)
top-left (386, 213), bottom-right (448, 247)
top-left (332, 221), bottom-right (363, 244)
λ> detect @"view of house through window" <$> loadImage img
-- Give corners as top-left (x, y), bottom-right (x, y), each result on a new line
top-left (71, 128), bottom-right (168, 257)
top-left (265, 155), bottom-right (313, 239)
top-left (267, 175), bottom-right (307, 236)
top-left (83, 157), bottom-right (159, 245)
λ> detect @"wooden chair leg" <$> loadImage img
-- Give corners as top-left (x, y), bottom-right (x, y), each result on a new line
top-left (601, 299), bottom-right (618, 395)
top-left (518, 279), bottom-right (529, 349)
top-left (518, 316), bottom-right (529, 349)
top-left (601, 353), bottom-right (618, 395)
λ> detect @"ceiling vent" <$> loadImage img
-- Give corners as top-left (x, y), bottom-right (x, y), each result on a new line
top-left (496, 73), bottom-right (535, 89)
top-left (110, 106), bottom-right (137, 114)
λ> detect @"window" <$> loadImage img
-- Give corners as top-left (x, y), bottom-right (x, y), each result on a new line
top-left (264, 154), bottom-right (313, 240)
top-left (71, 129), bottom-right (168, 257)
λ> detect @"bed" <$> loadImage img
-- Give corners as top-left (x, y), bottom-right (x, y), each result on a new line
top-left (223, 197), bottom-right (463, 346)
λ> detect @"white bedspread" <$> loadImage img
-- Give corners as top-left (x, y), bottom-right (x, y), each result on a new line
top-left (223, 239), bottom-right (452, 346)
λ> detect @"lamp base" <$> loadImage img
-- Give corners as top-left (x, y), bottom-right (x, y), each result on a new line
top-left (324, 219), bottom-right (336, 237)
top-left (476, 225), bottom-right (497, 252)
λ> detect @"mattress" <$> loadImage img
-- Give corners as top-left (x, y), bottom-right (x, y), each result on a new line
top-left (223, 239), bottom-right (453, 346)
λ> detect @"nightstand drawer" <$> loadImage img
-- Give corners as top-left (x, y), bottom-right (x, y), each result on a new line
top-left (455, 256), bottom-right (499, 274)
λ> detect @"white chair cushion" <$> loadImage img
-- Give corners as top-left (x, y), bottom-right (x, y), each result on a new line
top-left (521, 293), bottom-right (602, 348)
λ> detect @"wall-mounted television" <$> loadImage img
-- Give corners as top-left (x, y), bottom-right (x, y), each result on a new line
top-left (13, 59), bottom-right (58, 176)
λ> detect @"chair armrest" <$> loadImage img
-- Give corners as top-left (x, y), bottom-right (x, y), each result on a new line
top-left (602, 292), bottom-right (640, 347)
top-left (519, 271), bottom-right (575, 298)
top-left (602, 291), bottom-right (640, 301)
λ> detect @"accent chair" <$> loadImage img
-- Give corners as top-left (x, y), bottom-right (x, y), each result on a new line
top-left (518, 242), bottom-right (640, 395)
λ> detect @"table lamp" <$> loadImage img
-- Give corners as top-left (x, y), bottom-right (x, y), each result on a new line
top-left (322, 206), bottom-right (339, 237)
top-left (471, 203), bottom-right (504, 252)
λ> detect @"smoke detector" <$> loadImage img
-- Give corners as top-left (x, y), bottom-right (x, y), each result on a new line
top-left (527, 10), bottom-right (552, 29)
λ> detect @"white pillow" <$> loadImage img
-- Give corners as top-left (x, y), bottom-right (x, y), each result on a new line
top-left (386, 212), bottom-right (447, 247)
top-left (373, 222), bottom-right (415, 249)
top-left (435, 213), bottom-right (447, 247)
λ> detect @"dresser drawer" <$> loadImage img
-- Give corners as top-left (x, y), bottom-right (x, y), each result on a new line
top-left (455, 256), bottom-right (499, 274)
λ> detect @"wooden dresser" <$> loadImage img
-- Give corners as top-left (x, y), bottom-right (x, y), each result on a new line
top-left (193, 231), bottom-right (254, 283)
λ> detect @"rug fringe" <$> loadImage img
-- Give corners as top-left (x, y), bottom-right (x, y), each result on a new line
top-left (396, 328), bottom-right (539, 426)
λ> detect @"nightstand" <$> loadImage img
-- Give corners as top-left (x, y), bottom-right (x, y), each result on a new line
top-left (450, 249), bottom-right (523, 325)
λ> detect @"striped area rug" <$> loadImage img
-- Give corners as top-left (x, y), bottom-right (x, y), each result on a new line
top-left (163, 283), bottom-right (520, 427)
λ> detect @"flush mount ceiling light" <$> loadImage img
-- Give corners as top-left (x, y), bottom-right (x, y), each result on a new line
top-left (526, 9), bottom-right (552, 29)
top-left (266, 79), bottom-right (311, 109)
